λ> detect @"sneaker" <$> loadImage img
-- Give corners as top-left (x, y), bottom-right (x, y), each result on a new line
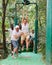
top-left (12, 55), bottom-right (16, 59)
top-left (26, 48), bottom-right (28, 52)
top-left (11, 52), bottom-right (13, 56)
top-left (22, 46), bottom-right (24, 51)
top-left (15, 54), bottom-right (18, 57)
top-left (11, 51), bottom-right (14, 56)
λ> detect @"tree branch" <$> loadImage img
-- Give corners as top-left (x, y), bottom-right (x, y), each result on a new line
top-left (5, 0), bottom-right (9, 7)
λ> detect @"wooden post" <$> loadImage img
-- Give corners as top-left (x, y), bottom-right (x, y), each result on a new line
top-left (35, 4), bottom-right (38, 53)
top-left (14, 4), bottom-right (18, 26)
top-left (46, 0), bottom-right (52, 65)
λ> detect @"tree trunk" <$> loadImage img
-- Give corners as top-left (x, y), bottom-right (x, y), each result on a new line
top-left (2, 0), bottom-right (8, 53)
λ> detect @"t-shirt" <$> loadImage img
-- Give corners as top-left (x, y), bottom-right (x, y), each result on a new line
top-left (11, 29), bottom-right (20, 41)
top-left (30, 32), bottom-right (35, 39)
top-left (21, 23), bottom-right (29, 33)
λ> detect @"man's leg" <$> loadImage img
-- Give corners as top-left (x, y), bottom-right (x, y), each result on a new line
top-left (12, 47), bottom-right (17, 58)
top-left (13, 47), bottom-right (17, 53)
top-left (15, 41), bottom-right (19, 55)
top-left (11, 41), bottom-right (18, 58)
top-left (11, 43), bottom-right (13, 51)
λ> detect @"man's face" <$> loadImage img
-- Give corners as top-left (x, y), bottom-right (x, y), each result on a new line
top-left (32, 30), bottom-right (34, 33)
top-left (16, 28), bottom-right (19, 32)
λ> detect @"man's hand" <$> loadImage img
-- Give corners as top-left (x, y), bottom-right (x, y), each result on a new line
top-left (20, 32), bottom-right (24, 36)
top-left (14, 35), bottom-right (18, 39)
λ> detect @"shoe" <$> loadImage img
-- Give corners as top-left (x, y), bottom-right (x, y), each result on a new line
top-left (26, 48), bottom-right (28, 52)
top-left (12, 55), bottom-right (16, 59)
top-left (15, 54), bottom-right (18, 57)
top-left (22, 47), bottom-right (24, 51)
top-left (11, 51), bottom-right (14, 56)
top-left (11, 52), bottom-right (13, 56)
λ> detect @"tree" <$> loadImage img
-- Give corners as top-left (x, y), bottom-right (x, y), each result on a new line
top-left (2, 0), bottom-right (9, 53)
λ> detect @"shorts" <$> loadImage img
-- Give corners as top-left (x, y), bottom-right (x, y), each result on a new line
top-left (21, 33), bottom-right (30, 41)
top-left (11, 40), bottom-right (19, 48)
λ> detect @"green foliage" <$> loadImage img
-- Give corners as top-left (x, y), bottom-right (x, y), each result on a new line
top-left (37, 0), bottom-right (46, 60)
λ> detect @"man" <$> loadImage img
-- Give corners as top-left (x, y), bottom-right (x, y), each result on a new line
top-left (8, 24), bottom-right (14, 51)
top-left (30, 30), bottom-right (35, 52)
top-left (11, 25), bottom-right (23, 58)
top-left (5, 24), bottom-right (14, 51)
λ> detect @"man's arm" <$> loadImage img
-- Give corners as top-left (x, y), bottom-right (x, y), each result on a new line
top-left (5, 29), bottom-right (10, 32)
top-left (5, 30), bottom-right (8, 32)
top-left (13, 32), bottom-right (24, 39)
top-left (13, 34), bottom-right (20, 39)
